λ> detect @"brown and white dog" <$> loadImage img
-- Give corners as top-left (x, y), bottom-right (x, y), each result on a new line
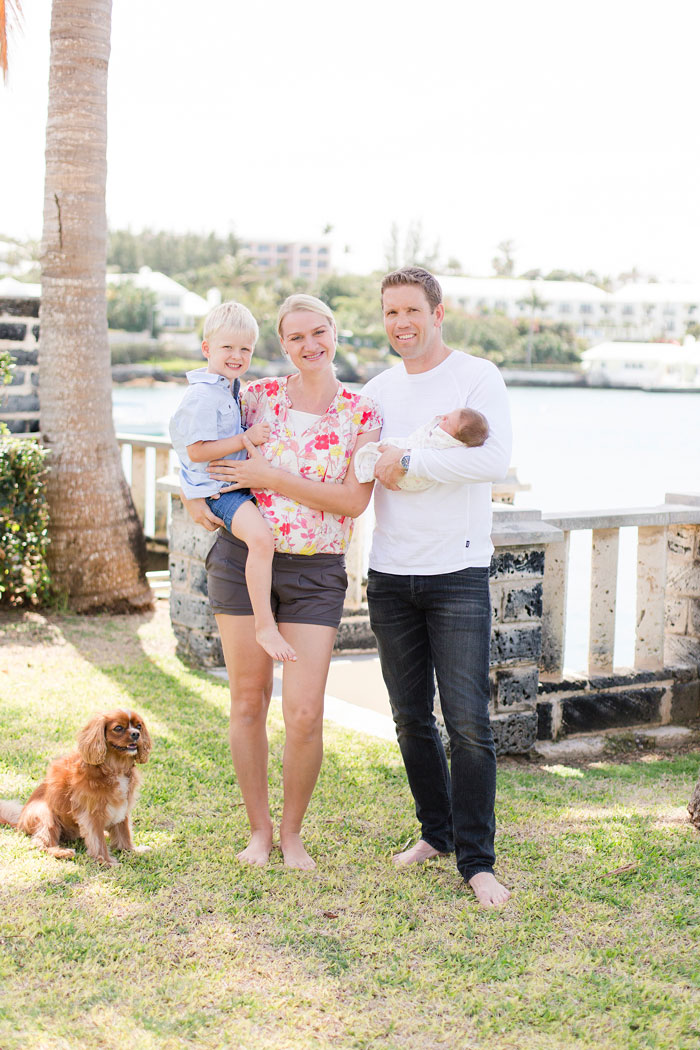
top-left (0, 709), bottom-right (151, 866)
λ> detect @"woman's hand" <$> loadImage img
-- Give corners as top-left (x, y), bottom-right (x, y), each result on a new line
top-left (180, 493), bottom-right (225, 532)
top-left (208, 435), bottom-right (275, 490)
top-left (373, 445), bottom-right (407, 491)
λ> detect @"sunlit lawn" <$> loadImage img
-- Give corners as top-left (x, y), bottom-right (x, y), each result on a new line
top-left (0, 605), bottom-right (698, 1050)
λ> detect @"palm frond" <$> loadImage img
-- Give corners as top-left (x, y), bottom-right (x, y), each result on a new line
top-left (0, 0), bottom-right (24, 84)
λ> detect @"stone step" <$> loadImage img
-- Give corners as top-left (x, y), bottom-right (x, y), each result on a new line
top-left (533, 724), bottom-right (698, 762)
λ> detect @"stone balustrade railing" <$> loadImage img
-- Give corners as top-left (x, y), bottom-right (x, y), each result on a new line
top-left (116, 433), bottom-right (175, 541)
top-left (540, 498), bottom-right (700, 677)
top-left (156, 475), bottom-right (700, 753)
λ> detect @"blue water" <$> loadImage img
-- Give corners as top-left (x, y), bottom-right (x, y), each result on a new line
top-left (113, 381), bottom-right (700, 672)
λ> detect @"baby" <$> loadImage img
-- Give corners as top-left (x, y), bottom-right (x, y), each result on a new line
top-left (354, 407), bottom-right (489, 492)
top-left (170, 300), bottom-right (296, 662)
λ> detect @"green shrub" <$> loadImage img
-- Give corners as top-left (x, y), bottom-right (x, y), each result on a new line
top-left (0, 429), bottom-right (52, 606)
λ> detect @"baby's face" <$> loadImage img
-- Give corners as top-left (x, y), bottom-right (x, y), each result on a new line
top-left (438, 410), bottom-right (463, 438)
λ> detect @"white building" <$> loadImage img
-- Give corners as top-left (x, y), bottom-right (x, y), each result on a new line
top-left (437, 275), bottom-right (700, 343)
top-left (608, 283), bottom-right (700, 342)
top-left (107, 268), bottom-right (209, 330)
top-left (238, 240), bottom-right (332, 282)
top-left (0, 272), bottom-right (208, 333)
top-left (0, 277), bottom-right (41, 299)
top-left (580, 339), bottom-right (700, 390)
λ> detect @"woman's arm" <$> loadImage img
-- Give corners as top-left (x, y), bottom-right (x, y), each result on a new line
top-left (208, 428), bottom-right (381, 519)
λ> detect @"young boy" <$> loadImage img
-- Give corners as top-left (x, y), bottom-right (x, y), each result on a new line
top-left (170, 301), bottom-right (296, 662)
top-left (353, 407), bottom-right (489, 492)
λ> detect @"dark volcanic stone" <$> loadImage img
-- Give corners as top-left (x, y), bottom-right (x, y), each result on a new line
top-left (561, 687), bottom-right (664, 734)
top-left (490, 550), bottom-right (545, 580)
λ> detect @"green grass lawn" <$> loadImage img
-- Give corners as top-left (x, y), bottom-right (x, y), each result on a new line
top-left (0, 606), bottom-right (698, 1050)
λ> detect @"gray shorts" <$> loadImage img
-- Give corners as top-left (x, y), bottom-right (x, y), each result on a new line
top-left (205, 531), bottom-right (348, 628)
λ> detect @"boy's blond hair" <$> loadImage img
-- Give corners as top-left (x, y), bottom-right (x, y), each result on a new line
top-left (276, 294), bottom-right (336, 340)
top-left (203, 301), bottom-right (259, 344)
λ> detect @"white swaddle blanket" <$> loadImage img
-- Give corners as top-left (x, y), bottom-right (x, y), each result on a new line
top-left (354, 415), bottom-right (463, 492)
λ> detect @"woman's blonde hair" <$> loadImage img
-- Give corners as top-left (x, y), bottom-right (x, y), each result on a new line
top-left (276, 294), bottom-right (336, 340)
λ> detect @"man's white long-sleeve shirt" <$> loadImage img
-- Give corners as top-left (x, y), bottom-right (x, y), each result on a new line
top-left (362, 351), bottom-right (512, 574)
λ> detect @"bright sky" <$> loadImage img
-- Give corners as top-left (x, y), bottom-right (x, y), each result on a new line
top-left (3, 0), bottom-right (700, 280)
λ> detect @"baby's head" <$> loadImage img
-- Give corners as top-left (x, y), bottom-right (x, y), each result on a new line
top-left (439, 408), bottom-right (489, 447)
top-left (201, 301), bottom-right (259, 381)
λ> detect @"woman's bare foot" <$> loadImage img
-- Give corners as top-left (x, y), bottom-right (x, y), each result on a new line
top-left (468, 871), bottom-right (511, 908)
top-left (236, 828), bottom-right (273, 866)
top-left (256, 625), bottom-right (297, 662)
top-left (280, 831), bottom-right (316, 870)
top-left (393, 838), bottom-right (448, 866)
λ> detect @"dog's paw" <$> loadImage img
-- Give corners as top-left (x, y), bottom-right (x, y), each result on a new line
top-left (132, 844), bottom-right (152, 854)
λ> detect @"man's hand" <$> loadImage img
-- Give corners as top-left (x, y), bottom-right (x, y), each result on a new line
top-left (245, 421), bottom-right (271, 447)
top-left (374, 445), bottom-right (407, 491)
top-left (180, 493), bottom-right (225, 532)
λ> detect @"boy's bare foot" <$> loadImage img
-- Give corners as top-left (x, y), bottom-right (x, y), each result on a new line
top-left (280, 831), bottom-right (316, 870)
top-left (236, 829), bottom-right (273, 866)
top-left (393, 838), bottom-right (448, 866)
top-left (468, 871), bottom-right (511, 908)
top-left (256, 625), bottom-right (297, 662)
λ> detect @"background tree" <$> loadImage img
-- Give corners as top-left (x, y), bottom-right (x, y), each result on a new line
top-left (384, 221), bottom-right (440, 272)
top-left (39, 0), bottom-right (151, 610)
top-left (107, 280), bottom-right (157, 333)
top-left (517, 287), bottom-right (548, 367)
top-left (491, 239), bottom-right (516, 277)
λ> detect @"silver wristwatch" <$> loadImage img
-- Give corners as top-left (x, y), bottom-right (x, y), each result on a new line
top-left (400, 453), bottom-right (410, 474)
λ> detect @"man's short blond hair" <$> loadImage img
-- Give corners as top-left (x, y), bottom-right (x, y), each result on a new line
top-left (277, 294), bottom-right (336, 339)
top-left (203, 301), bottom-right (259, 344)
top-left (381, 267), bottom-right (443, 312)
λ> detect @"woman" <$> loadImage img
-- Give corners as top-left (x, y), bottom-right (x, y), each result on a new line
top-left (184, 294), bottom-right (382, 870)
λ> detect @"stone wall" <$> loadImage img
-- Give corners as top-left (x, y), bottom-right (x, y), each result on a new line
top-left (664, 500), bottom-right (700, 667)
top-left (165, 492), bottom-right (700, 752)
top-left (488, 545), bottom-right (544, 753)
top-left (0, 297), bottom-right (40, 433)
top-left (169, 497), bottom-right (222, 667)
top-left (166, 494), bottom-right (564, 755)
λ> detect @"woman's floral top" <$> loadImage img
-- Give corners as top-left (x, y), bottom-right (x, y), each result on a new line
top-left (242, 376), bottom-right (382, 555)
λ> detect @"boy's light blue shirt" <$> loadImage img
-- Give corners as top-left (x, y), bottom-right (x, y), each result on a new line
top-left (169, 368), bottom-right (246, 499)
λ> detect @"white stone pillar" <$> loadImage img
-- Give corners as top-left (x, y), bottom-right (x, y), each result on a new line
top-left (589, 527), bottom-right (619, 674)
top-left (635, 525), bottom-right (667, 671)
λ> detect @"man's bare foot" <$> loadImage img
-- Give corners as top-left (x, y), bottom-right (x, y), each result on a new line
top-left (256, 625), bottom-right (297, 662)
top-left (236, 829), bottom-right (273, 866)
top-left (280, 831), bottom-right (316, 870)
top-left (393, 838), bottom-right (448, 866)
top-left (468, 871), bottom-right (511, 908)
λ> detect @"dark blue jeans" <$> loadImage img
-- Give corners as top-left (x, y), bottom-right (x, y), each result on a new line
top-left (367, 566), bottom-right (496, 882)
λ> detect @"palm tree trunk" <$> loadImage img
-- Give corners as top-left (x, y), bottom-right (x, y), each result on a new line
top-left (689, 772), bottom-right (700, 830)
top-left (40, 0), bottom-right (151, 611)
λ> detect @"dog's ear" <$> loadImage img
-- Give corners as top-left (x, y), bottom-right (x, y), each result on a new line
top-left (77, 714), bottom-right (108, 765)
top-left (135, 718), bottom-right (152, 765)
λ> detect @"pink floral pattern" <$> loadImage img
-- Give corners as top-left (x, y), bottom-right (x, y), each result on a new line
top-left (242, 377), bottom-right (382, 555)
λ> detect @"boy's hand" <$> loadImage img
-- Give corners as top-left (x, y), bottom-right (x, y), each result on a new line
top-left (246, 422), bottom-right (271, 446)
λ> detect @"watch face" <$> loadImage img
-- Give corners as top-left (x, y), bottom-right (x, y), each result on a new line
top-left (400, 454), bottom-right (410, 471)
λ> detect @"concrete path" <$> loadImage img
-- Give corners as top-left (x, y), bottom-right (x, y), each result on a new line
top-left (211, 652), bottom-right (398, 742)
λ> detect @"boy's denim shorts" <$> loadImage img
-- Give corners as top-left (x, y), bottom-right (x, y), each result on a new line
top-left (205, 531), bottom-right (348, 628)
top-left (205, 488), bottom-right (255, 533)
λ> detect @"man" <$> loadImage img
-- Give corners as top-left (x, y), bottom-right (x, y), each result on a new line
top-left (363, 267), bottom-right (512, 908)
